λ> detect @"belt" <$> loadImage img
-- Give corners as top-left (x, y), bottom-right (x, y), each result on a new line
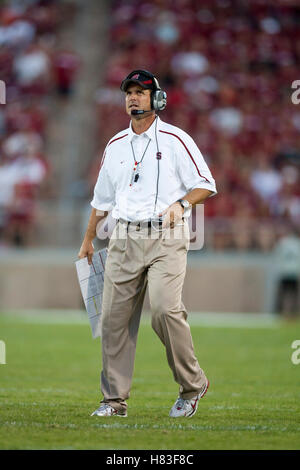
top-left (117, 217), bottom-right (185, 230)
top-left (118, 218), bottom-right (163, 230)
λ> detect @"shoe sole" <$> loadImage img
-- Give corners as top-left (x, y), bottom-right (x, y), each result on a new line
top-left (90, 411), bottom-right (127, 417)
top-left (186, 379), bottom-right (210, 418)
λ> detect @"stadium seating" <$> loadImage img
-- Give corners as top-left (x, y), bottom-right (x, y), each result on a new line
top-left (0, 0), bottom-right (78, 246)
top-left (91, 0), bottom-right (300, 251)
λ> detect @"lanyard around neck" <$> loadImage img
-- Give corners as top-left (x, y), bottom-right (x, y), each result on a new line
top-left (130, 138), bottom-right (151, 166)
top-left (129, 137), bottom-right (151, 186)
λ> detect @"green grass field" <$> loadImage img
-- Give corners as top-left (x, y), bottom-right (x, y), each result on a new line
top-left (0, 311), bottom-right (299, 450)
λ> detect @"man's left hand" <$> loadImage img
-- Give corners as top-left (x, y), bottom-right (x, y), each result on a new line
top-left (159, 202), bottom-right (184, 229)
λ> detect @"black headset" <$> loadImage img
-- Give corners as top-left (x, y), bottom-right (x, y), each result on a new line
top-left (120, 69), bottom-right (167, 112)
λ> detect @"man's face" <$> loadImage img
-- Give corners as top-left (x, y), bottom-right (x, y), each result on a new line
top-left (125, 84), bottom-right (152, 117)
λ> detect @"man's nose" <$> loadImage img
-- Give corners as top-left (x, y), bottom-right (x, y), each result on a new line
top-left (129, 92), bottom-right (140, 99)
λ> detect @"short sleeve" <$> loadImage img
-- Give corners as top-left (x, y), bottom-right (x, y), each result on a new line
top-left (176, 131), bottom-right (217, 197)
top-left (90, 150), bottom-right (115, 211)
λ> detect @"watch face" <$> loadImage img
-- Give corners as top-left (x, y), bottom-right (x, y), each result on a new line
top-left (182, 199), bottom-right (189, 208)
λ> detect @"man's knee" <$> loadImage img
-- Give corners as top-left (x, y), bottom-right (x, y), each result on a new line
top-left (151, 309), bottom-right (167, 337)
top-left (150, 301), bottom-right (181, 331)
top-left (150, 295), bottom-right (171, 318)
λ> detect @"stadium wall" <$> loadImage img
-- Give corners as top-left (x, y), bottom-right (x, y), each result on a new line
top-left (0, 249), bottom-right (278, 314)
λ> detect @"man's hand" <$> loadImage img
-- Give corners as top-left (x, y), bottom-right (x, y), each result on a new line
top-left (78, 208), bottom-right (108, 264)
top-left (159, 202), bottom-right (184, 229)
top-left (78, 239), bottom-right (94, 265)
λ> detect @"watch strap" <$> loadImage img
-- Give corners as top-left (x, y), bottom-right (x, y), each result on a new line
top-left (177, 199), bottom-right (189, 209)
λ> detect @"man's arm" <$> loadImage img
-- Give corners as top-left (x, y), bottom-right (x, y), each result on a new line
top-left (78, 208), bottom-right (108, 264)
top-left (181, 188), bottom-right (213, 206)
top-left (160, 188), bottom-right (213, 228)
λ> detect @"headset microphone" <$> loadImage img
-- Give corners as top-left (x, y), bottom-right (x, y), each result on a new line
top-left (131, 109), bottom-right (152, 115)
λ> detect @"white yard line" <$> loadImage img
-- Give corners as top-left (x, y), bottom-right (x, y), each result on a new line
top-left (0, 309), bottom-right (284, 328)
top-left (0, 421), bottom-right (299, 432)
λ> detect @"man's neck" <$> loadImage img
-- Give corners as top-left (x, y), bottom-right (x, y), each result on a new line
top-left (131, 113), bottom-right (156, 135)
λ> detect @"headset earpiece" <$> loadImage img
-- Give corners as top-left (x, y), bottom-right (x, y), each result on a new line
top-left (152, 89), bottom-right (167, 112)
top-left (151, 75), bottom-right (167, 111)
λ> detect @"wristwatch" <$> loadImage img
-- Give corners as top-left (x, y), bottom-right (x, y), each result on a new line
top-left (177, 199), bottom-right (191, 211)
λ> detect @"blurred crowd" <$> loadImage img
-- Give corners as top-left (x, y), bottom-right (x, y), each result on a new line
top-left (0, 0), bottom-right (79, 246)
top-left (91, 0), bottom-right (300, 252)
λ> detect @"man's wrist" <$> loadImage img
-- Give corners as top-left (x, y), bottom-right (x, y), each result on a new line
top-left (177, 199), bottom-right (191, 211)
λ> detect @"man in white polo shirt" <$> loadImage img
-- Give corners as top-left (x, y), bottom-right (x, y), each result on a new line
top-left (78, 70), bottom-right (217, 418)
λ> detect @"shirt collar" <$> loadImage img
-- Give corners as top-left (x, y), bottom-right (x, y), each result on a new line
top-left (128, 115), bottom-right (161, 142)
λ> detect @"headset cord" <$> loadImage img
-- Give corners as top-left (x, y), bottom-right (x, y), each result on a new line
top-left (153, 115), bottom-right (160, 217)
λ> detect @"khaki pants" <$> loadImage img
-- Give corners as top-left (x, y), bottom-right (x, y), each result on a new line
top-left (100, 220), bottom-right (207, 412)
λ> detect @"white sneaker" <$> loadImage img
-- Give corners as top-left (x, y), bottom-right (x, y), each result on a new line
top-left (169, 380), bottom-right (209, 418)
top-left (91, 403), bottom-right (127, 417)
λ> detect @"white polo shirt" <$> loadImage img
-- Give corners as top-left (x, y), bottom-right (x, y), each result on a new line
top-left (91, 116), bottom-right (217, 222)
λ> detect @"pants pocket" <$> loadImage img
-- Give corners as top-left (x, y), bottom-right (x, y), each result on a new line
top-left (161, 222), bottom-right (190, 251)
top-left (108, 222), bottom-right (128, 254)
